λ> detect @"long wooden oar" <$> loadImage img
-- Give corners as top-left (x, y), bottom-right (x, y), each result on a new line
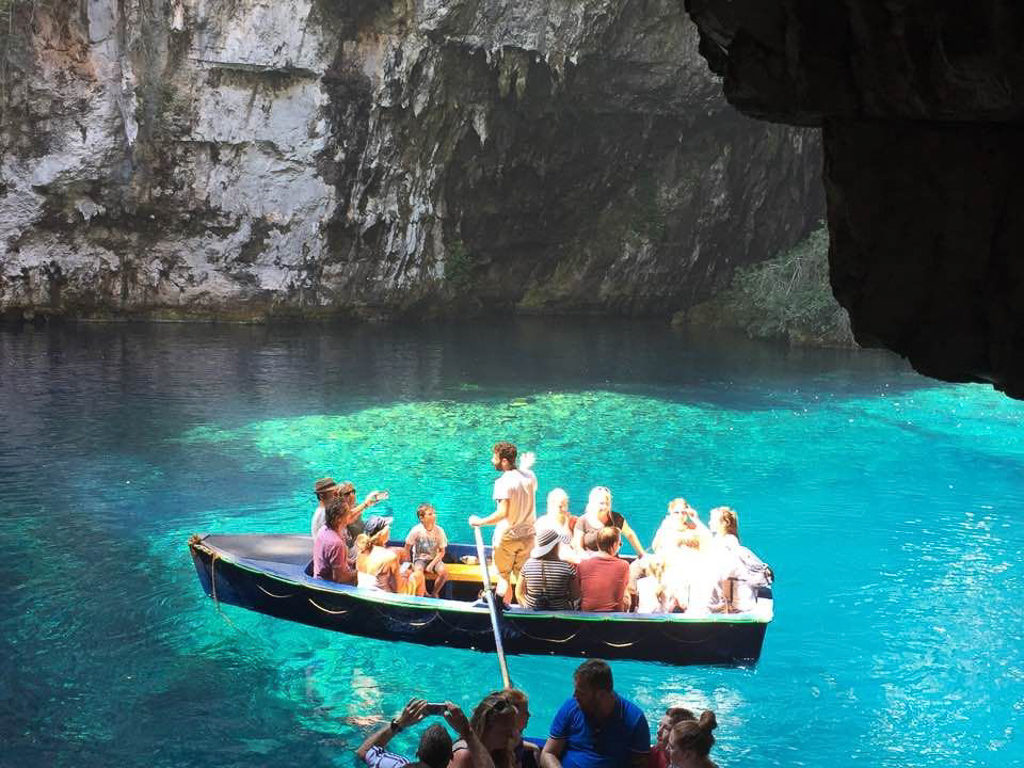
top-left (473, 526), bottom-right (511, 688)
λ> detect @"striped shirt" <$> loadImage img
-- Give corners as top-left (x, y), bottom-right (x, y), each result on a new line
top-left (521, 557), bottom-right (578, 610)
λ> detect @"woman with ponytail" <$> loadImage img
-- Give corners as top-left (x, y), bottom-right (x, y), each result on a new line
top-left (667, 710), bottom-right (718, 768)
top-left (355, 516), bottom-right (402, 592)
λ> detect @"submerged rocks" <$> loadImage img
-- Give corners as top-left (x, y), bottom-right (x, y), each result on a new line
top-left (1, 0), bottom-right (822, 322)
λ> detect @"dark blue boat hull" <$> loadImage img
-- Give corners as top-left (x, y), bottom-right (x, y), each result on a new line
top-left (189, 534), bottom-right (770, 666)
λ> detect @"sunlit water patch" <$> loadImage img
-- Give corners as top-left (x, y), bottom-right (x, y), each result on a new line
top-left (2, 321), bottom-right (1023, 768)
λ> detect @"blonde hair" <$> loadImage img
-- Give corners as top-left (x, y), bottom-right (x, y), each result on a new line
top-left (355, 533), bottom-right (373, 554)
top-left (585, 486), bottom-right (611, 520)
top-left (547, 488), bottom-right (569, 518)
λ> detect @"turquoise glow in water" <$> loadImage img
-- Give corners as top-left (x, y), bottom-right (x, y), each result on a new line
top-left (2, 321), bottom-right (1022, 767)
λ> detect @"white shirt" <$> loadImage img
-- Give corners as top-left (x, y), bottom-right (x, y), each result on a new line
top-left (492, 467), bottom-right (537, 546)
top-left (311, 503), bottom-right (326, 539)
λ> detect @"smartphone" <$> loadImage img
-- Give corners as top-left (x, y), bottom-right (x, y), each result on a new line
top-left (423, 702), bottom-right (447, 716)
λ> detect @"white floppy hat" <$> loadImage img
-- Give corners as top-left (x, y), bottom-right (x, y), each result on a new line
top-left (530, 527), bottom-right (560, 558)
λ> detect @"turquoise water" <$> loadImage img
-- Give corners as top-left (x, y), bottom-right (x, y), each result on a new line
top-left (2, 320), bottom-right (1022, 767)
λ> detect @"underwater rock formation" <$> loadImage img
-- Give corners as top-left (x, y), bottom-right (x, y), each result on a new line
top-left (0, 0), bottom-right (821, 321)
top-left (686, 0), bottom-right (1024, 396)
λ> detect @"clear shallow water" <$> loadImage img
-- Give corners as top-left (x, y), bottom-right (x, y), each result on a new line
top-left (2, 320), bottom-right (1022, 768)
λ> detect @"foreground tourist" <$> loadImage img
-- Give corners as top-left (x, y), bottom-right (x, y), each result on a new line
top-left (649, 706), bottom-right (696, 768)
top-left (541, 659), bottom-right (650, 768)
top-left (355, 698), bottom-right (494, 768)
top-left (665, 711), bottom-right (719, 768)
top-left (450, 692), bottom-right (522, 768)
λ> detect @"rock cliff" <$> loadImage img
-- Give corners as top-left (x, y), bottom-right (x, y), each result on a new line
top-left (0, 0), bottom-right (822, 322)
top-left (686, 0), bottom-right (1024, 397)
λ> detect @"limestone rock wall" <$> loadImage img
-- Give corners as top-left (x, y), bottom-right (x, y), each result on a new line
top-left (0, 0), bottom-right (823, 321)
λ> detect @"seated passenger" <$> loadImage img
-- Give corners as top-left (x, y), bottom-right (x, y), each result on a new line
top-left (536, 488), bottom-right (581, 565)
top-left (651, 498), bottom-right (708, 555)
top-left (661, 535), bottom-right (706, 613)
top-left (338, 481), bottom-right (389, 538)
top-left (537, 488), bottom-right (572, 545)
top-left (630, 557), bottom-right (671, 618)
top-left (313, 497), bottom-right (356, 585)
top-left (355, 516), bottom-right (402, 592)
top-left (515, 528), bottom-right (580, 610)
top-left (310, 477), bottom-right (341, 539)
top-left (404, 503), bottom-right (449, 598)
top-left (578, 527), bottom-right (630, 612)
top-left (706, 507), bottom-right (773, 613)
top-left (572, 486), bottom-right (646, 557)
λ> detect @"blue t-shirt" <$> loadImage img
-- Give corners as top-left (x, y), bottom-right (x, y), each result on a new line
top-left (549, 694), bottom-right (650, 768)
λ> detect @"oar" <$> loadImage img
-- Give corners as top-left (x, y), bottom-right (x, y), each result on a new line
top-left (473, 526), bottom-right (511, 688)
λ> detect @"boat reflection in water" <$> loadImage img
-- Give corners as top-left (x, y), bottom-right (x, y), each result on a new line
top-left (189, 534), bottom-right (773, 666)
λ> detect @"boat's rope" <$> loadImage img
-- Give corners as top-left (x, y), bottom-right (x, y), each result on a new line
top-left (603, 640), bottom-right (636, 648)
top-left (434, 610), bottom-right (495, 636)
top-left (210, 551), bottom-right (220, 606)
top-left (309, 598), bottom-right (349, 615)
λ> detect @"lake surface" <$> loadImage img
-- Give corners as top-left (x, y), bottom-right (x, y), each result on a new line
top-left (2, 319), bottom-right (1022, 768)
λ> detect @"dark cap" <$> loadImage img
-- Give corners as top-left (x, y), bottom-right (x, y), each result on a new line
top-left (364, 515), bottom-right (393, 537)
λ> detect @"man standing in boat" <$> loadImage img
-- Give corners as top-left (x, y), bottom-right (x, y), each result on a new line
top-left (469, 441), bottom-right (537, 607)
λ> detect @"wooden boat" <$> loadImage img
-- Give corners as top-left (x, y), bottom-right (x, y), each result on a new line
top-left (188, 533), bottom-right (773, 666)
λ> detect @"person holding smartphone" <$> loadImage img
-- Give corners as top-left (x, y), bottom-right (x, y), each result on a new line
top-left (355, 699), bottom-right (495, 768)
top-left (338, 481), bottom-right (389, 538)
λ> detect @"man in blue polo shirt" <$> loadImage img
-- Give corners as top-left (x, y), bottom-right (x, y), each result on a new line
top-left (541, 659), bottom-right (650, 768)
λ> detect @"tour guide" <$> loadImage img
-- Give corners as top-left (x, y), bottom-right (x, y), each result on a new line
top-left (541, 659), bottom-right (651, 768)
top-left (469, 441), bottom-right (537, 607)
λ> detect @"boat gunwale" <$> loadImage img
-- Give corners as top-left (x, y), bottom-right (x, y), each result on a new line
top-left (192, 534), bottom-right (773, 626)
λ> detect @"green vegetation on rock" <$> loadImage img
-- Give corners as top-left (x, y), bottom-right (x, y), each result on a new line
top-left (684, 224), bottom-right (855, 347)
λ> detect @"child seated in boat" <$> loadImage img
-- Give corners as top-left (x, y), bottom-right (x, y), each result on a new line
top-left (403, 503), bottom-right (449, 598)
top-left (355, 516), bottom-right (404, 592)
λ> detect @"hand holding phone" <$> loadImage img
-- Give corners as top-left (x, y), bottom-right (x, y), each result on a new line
top-left (422, 702), bottom-right (447, 716)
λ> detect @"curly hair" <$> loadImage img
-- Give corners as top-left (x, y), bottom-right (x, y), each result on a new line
top-left (492, 441), bottom-right (518, 466)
